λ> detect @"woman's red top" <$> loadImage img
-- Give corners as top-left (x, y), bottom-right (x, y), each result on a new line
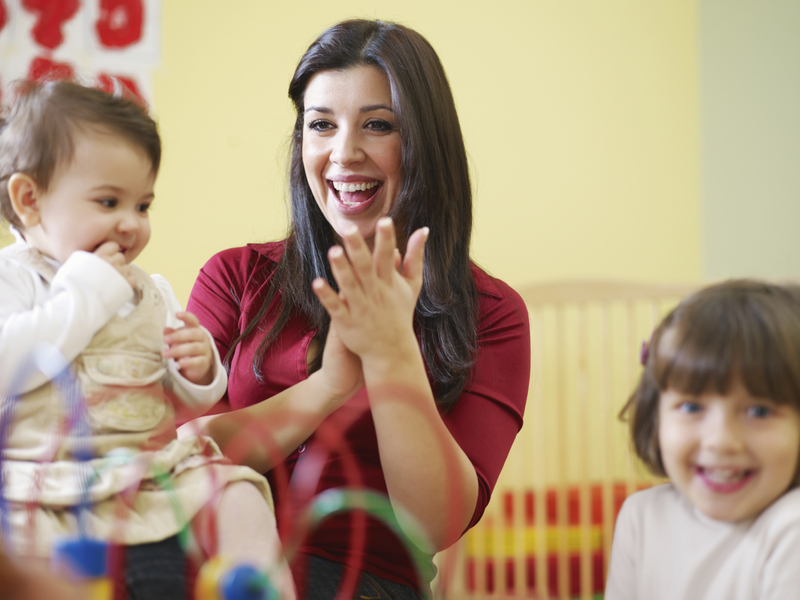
top-left (187, 241), bottom-right (531, 593)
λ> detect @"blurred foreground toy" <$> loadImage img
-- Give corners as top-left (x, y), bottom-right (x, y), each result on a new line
top-left (51, 538), bottom-right (111, 600)
top-left (195, 556), bottom-right (276, 600)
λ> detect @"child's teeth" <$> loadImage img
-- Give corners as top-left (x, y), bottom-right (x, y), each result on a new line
top-left (704, 468), bottom-right (746, 483)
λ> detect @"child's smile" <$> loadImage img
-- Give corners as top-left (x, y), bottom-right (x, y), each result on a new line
top-left (22, 125), bottom-right (155, 265)
top-left (659, 380), bottom-right (800, 522)
top-left (695, 465), bottom-right (755, 492)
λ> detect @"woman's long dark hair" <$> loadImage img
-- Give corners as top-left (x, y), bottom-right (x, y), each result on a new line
top-left (231, 19), bottom-right (478, 410)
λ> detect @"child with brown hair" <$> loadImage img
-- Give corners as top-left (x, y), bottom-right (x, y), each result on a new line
top-left (606, 280), bottom-right (800, 600)
top-left (0, 80), bottom-right (294, 599)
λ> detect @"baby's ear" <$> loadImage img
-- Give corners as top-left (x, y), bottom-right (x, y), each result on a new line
top-left (7, 173), bottom-right (41, 228)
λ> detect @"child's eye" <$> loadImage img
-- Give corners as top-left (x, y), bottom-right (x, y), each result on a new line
top-left (747, 404), bottom-right (773, 418)
top-left (365, 119), bottom-right (394, 133)
top-left (136, 202), bottom-right (151, 214)
top-left (98, 198), bottom-right (117, 208)
top-left (307, 119), bottom-right (334, 133)
top-left (678, 401), bottom-right (703, 414)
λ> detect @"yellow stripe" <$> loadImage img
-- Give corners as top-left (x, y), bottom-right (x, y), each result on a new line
top-left (465, 526), bottom-right (603, 557)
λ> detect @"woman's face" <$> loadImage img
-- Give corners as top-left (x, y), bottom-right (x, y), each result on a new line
top-left (302, 65), bottom-right (402, 249)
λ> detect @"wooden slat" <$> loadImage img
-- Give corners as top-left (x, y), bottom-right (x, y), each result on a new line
top-left (517, 279), bottom-right (699, 304)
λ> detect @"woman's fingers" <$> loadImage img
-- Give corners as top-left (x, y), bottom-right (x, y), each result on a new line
top-left (317, 220), bottom-right (428, 329)
top-left (325, 245), bottom-right (363, 310)
top-left (340, 226), bottom-right (377, 296)
top-left (372, 217), bottom-right (397, 282)
top-left (312, 276), bottom-right (346, 318)
top-left (402, 227), bottom-right (429, 293)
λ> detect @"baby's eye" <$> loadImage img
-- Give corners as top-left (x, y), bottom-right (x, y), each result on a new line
top-left (98, 198), bottom-right (117, 208)
top-left (747, 404), bottom-right (773, 418)
top-left (136, 202), bottom-right (152, 214)
top-left (306, 119), bottom-right (334, 133)
top-left (678, 401), bottom-right (702, 414)
top-left (365, 119), bottom-right (394, 133)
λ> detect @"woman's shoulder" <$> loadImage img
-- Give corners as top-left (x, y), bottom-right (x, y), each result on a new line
top-left (200, 241), bottom-right (286, 278)
top-left (190, 241), bottom-right (287, 307)
top-left (470, 263), bottom-right (529, 329)
top-left (470, 262), bottom-right (514, 299)
top-left (207, 240), bottom-right (285, 265)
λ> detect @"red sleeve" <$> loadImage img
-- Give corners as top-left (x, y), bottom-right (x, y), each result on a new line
top-left (442, 268), bottom-right (531, 529)
top-left (186, 244), bottom-right (280, 412)
top-left (186, 246), bottom-right (250, 366)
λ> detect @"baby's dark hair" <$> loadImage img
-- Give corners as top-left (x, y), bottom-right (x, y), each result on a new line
top-left (0, 79), bottom-right (160, 229)
top-left (621, 279), bottom-right (800, 478)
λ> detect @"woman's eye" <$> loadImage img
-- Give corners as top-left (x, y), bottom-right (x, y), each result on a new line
top-left (747, 405), bottom-right (773, 418)
top-left (307, 119), bottom-right (334, 132)
top-left (98, 198), bottom-right (117, 208)
top-left (365, 119), bottom-right (394, 132)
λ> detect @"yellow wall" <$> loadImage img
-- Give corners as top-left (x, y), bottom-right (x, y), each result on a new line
top-left (3, 1), bottom-right (704, 305)
top-left (142, 0), bottom-right (703, 304)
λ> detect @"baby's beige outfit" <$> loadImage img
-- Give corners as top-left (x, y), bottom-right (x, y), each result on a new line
top-left (0, 243), bottom-right (272, 557)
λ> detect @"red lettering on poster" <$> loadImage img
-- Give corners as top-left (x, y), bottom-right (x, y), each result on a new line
top-left (96, 0), bottom-right (143, 48)
top-left (28, 56), bottom-right (76, 81)
top-left (97, 73), bottom-right (144, 105)
top-left (21, 0), bottom-right (80, 50)
top-left (0, 1), bottom-right (8, 35)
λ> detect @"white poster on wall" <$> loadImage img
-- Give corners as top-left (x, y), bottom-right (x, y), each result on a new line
top-left (0, 0), bottom-right (161, 105)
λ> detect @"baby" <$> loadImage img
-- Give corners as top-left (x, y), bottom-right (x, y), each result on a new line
top-left (0, 80), bottom-right (294, 599)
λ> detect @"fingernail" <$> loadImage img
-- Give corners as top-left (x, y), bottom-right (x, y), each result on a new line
top-left (345, 225), bottom-right (358, 236)
top-left (379, 217), bottom-right (392, 226)
top-left (330, 246), bottom-right (344, 258)
top-left (421, 227), bottom-right (430, 238)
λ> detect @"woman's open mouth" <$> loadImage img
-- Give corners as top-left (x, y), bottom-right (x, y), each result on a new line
top-left (329, 180), bottom-right (381, 213)
top-left (331, 180), bottom-right (379, 205)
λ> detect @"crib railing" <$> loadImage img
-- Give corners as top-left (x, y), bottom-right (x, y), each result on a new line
top-left (433, 280), bottom-right (699, 600)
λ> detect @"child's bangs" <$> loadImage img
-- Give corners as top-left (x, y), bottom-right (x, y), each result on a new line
top-left (654, 292), bottom-right (800, 407)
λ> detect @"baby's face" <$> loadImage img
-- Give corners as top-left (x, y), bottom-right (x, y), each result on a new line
top-left (658, 380), bottom-right (800, 522)
top-left (27, 126), bottom-right (155, 265)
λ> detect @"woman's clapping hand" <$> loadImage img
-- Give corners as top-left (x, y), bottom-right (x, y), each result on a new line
top-left (312, 218), bottom-right (429, 366)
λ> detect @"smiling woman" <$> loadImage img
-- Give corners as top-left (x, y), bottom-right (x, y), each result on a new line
top-left (302, 66), bottom-right (402, 247)
top-left (183, 19), bottom-right (531, 600)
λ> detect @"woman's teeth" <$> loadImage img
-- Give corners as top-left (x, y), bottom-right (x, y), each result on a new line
top-left (332, 181), bottom-right (379, 193)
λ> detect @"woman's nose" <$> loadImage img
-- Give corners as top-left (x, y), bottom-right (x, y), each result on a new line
top-left (330, 128), bottom-right (365, 166)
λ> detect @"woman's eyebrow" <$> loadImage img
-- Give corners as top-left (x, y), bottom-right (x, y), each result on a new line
top-left (360, 104), bottom-right (393, 113)
top-left (304, 104), bottom-right (393, 114)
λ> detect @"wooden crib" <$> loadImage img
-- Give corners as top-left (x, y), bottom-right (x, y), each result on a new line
top-left (432, 280), bottom-right (699, 600)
